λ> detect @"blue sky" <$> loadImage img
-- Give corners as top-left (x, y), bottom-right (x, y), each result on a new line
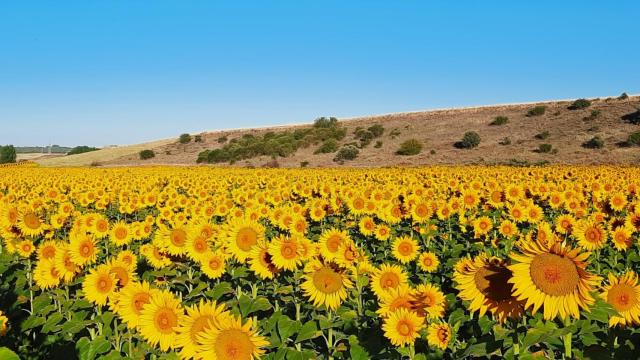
top-left (1, 1), bottom-right (638, 147)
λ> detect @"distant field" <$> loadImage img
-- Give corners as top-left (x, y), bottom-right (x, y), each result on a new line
top-left (16, 153), bottom-right (64, 161)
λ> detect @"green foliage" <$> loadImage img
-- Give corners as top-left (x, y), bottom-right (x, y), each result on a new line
top-left (456, 132), bottom-right (481, 149)
top-left (368, 124), bottom-right (385, 137)
top-left (583, 136), bottom-right (605, 149)
top-left (67, 146), bottom-right (99, 156)
top-left (0, 145), bottom-right (17, 164)
top-left (300, 161), bottom-right (309, 167)
top-left (527, 105), bottom-right (546, 117)
top-left (314, 139), bottom-right (339, 154)
top-left (217, 135), bottom-right (228, 143)
top-left (569, 98), bottom-right (592, 110)
top-left (618, 92), bottom-right (629, 100)
top-left (139, 149), bottom-right (155, 160)
top-left (353, 124), bottom-right (384, 148)
top-left (333, 146), bottom-right (359, 162)
top-left (374, 141), bottom-right (383, 148)
top-left (490, 116), bottom-right (508, 126)
top-left (535, 131), bottom-right (550, 140)
top-left (194, 135), bottom-right (203, 143)
top-left (313, 116), bottom-right (339, 128)
top-left (179, 133), bottom-right (192, 144)
top-left (396, 139), bottom-right (423, 155)
top-left (628, 131), bottom-right (640, 146)
top-left (537, 143), bottom-right (553, 153)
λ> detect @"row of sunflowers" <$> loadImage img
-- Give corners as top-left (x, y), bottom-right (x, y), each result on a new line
top-left (0, 166), bottom-right (640, 359)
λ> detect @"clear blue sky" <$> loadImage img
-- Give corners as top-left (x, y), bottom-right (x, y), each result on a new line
top-left (1, 1), bottom-right (638, 147)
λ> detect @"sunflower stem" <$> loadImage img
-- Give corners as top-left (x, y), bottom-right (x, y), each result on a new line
top-left (563, 317), bottom-right (572, 359)
top-left (27, 258), bottom-right (33, 315)
top-left (326, 309), bottom-right (334, 360)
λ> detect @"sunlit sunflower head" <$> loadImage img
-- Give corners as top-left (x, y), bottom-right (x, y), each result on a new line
top-left (115, 281), bottom-right (159, 329)
top-left (82, 264), bottom-right (117, 306)
top-left (176, 299), bottom-right (231, 360)
top-left (268, 235), bottom-right (302, 271)
top-left (199, 251), bottom-right (227, 280)
top-left (301, 258), bottom-right (353, 310)
top-left (110, 221), bottom-right (132, 247)
top-left (601, 271), bottom-right (640, 327)
top-left (16, 239), bottom-right (36, 258)
top-left (509, 240), bottom-right (601, 320)
top-left (186, 233), bottom-right (212, 262)
top-left (472, 216), bottom-right (493, 238)
top-left (224, 217), bottom-right (265, 263)
top-left (249, 241), bottom-right (279, 280)
top-left (195, 314), bottom-right (269, 360)
top-left (0, 205), bottom-right (19, 228)
top-left (0, 311), bottom-right (8, 336)
top-left (53, 243), bottom-right (80, 283)
top-left (574, 219), bottom-right (607, 250)
top-left (377, 285), bottom-right (415, 318)
top-left (555, 214), bottom-right (575, 235)
top-left (382, 308), bottom-right (424, 347)
top-left (374, 224), bottom-right (392, 241)
top-left (426, 322), bottom-right (453, 351)
top-left (16, 210), bottom-right (45, 237)
top-left (391, 236), bottom-right (419, 264)
top-left (609, 193), bottom-right (628, 212)
top-left (140, 243), bottom-right (172, 269)
top-left (453, 254), bottom-right (525, 323)
top-left (157, 224), bottom-right (190, 256)
top-left (611, 226), bottom-right (634, 251)
top-left (410, 283), bottom-right (447, 319)
top-left (36, 240), bottom-right (58, 261)
top-left (371, 264), bottom-right (409, 300)
top-left (334, 239), bottom-right (361, 269)
top-left (33, 258), bottom-right (61, 290)
top-left (318, 228), bottom-right (349, 260)
top-left (106, 258), bottom-right (136, 289)
top-left (69, 232), bottom-right (98, 267)
top-left (417, 251), bottom-right (439, 273)
top-left (138, 289), bottom-right (184, 352)
top-left (115, 250), bottom-right (138, 271)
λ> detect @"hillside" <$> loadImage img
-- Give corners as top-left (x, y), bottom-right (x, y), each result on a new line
top-left (36, 95), bottom-right (640, 167)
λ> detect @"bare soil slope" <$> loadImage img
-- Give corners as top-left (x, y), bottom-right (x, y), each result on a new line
top-left (37, 95), bottom-right (640, 167)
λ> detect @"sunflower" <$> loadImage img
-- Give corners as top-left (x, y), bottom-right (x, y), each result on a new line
top-left (249, 241), bottom-right (279, 280)
top-left (301, 259), bottom-right (353, 310)
top-left (115, 281), bottom-right (159, 329)
top-left (36, 240), bottom-right (58, 261)
top-left (392, 236), bottom-right (419, 264)
top-left (411, 202), bottom-right (432, 223)
top-left (318, 228), bottom-right (349, 260)
top-left (509, 240), bottom-right (600, 320)
top-left (106, 258), bottom-right (136, 288)
top-left (268, 235), bottom-right (302, 271)
top-left (68, 232), bottom-right (98, 267)
top-left (115, 250), bottom-right (138, 271)
top-left (186, 233), bottom-right (211, 262)
top-left (33, 259), bottom-right (61, 289)
top-left (600, 271), bottom-right (640, 327)
top-left (555, 214), bottom-right (575, 235)
top-left (374, 224), bottom-right (391, 241)
top-left (196, 314), bottom-right (268, 360)
top-left (157, 224), bottom-right (190, 256)
top-left (82, 265), bottom-right (117, 306)
top-left (426, 322), bottom-right (452, 350)
top-left (54, 244), bottom-right (80, 282)
top-left (453, 254), bottom-right (525, 323)
top-left (498, 220), bottom-right (519, 238)
top-left (334, 240), bottom-right (361, 269)
top-left (16, 210), bottom-right (45, 237)
top-left (410, 283), bottom-right (446, 319)
top-left (110, 221), bottom-right (132, 246)
top-left (371, 264), bottom-right (409, 299)
top-left (377, 285), bottom-right (414, 318)
top-left (15, 239), bottom-right (36, 258)
top-left (0, 311), bottom-right (7, 336)
top-left (611, 226), bottom-right (634, 251)
top-left (382, 308), bottom-right (424, 347)
top-left (225, 218), bottom-right (265, 263)
top-left (138, 290), bottom-right (184, 351)
top-left (200, 251), bottom-right (226, 280)
top-left (472, 216), bottom-right (493, 237)
top-left (574, 219), bottom-right (607, 250)
top-left (417, 251), bottom-right (439, 273)
top-left (176, 300), bottom-right (231, 360)
top-left (140, 243), bottom-right (172, 269)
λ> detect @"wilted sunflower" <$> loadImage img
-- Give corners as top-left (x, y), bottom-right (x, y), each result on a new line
top-left (382, 308), bottom-right (424, 347)
top-left (301, 259), bottom-right (353, 310)
top-left (453, 254), bottom-right (524, 323)
top-left (426, 322), bottom-right (453, 350)
top-left (176, 300), bottom-right (230, 360)
top-left (196, 314), bottom-right (268, 360)
top-left (392, 236), bottom-right (419, 264)
top-left (509, 240), bottom-right (600, 320)
top-left (138, 289), bottom-right (184, 352)
top-left (600, 271), bottom-right (640, 327)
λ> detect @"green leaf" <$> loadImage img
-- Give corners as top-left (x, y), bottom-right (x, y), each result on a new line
top-left (21, 314), bottom-right (46, 331)
top-left (0, 347), bottom-right (20, 360)
top-left (208, 282), bottom-right (233, 301)
top-left (42, 312), bottom-right (64, 333)
top-left (32, 294), bottom-right (53, 314)
top-left (348, 336), bottom-right (370, 360)
top-left (277, 316), bottom-right (301, 342)
top-left (89, 336), bottom-right (111, 359)
top-left (295, 321), bottom-right (320, 343)
top-left (61, 319), bottom-right (85, 334)
top-left (76, 337), bottom-right (92, 360)
top-left (584, 297), bottom-right (619, 324)
top-left (71, 299), bottom-right (94, 310)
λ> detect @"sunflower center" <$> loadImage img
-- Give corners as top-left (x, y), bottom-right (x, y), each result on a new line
top-left (215, 329), bottom-right (253, 360)
top-left (209, 257), bottom-right (222, 270)
top-left (327, 235), bottom-right (342, 252)
top-left (80, 242), bottom-right (93, 257)
top-left (380, 272), bottom-right (400, 290)
top-left (154, 308), bottom-right (178, 334)
top-left (398, 242), bottom-right (413, 256)
top-left (115, 227), bottom-right (128, 240)
top-left (194, 238), bottom-right (208, 252)
top-left (132, 293), bottom-right (151, 314)
top-left (281, 243), bottom-right (297, 259)
top-left (437, 327), bottom-right (449, 342)
top-left (236, 227), bottom-right (258, 251)
top-left (474, 263), bottom-right (514, 302)
top-left (312, 267), bottom-right (343, 294)
top-left (23, 213), bottom-right (41, 229)
top-left (607, 283), bottom-right (637, 312)
top-left (415, 205), bottom-right (429, 217)
top-left (190, 315), bottom-right (215, 343)
top-left (585, 227), bottom-right (601, 243)
top-left (170, 229), bottom-right (187, 247)
top-left (530, 253), bottom-right (580, 296)
top-left (97, 276), bottom-right (113, 293)
top-left (42, 246), bottom-right (56, 259)
top-left (422, 257), bottom-right (433, 267)
top-left (396, 320), bottom-right (413, 337)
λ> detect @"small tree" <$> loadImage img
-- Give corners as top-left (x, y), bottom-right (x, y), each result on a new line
top-left (396, 139), bottom-right (423, 155)
top-left (67, 146), bottom-right (99, 156)
top-left (0, 145), bottom-right (16, 164)
top-left (568, 98), bottom-right (592, 110)
top-left (314, 139), bottom-right (339, 154)
top-left (333, 146), bottom-right (359, 162)
top-left (456, 132), bottom-right (481, 149)
top-left (139, 149), bottom-right (155, 160)
top-left (179, 133), bottom-right (192, 144)
top-left (618, 92), bottom-right (629, 100)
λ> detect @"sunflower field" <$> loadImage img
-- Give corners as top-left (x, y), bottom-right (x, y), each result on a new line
top-left (1, 166), bottom-right (640, 360)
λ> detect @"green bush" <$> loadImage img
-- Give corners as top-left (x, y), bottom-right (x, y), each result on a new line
top-left (490, 116), bottom-right (509, 126)
top-left (179, 133), bottom-right (192, 144)
top-left (619, 92), bottom-right (629, 100)
top-left (456, 132), bottom-right (481, 149)
top-left (537, 143), bottom-right (553, 153)
top-left (333, 146), bottom-right (359, 162)
top-left (628, 132), bottom-right (640, 146)
top-left (0, 145), bottom-right (17, 164)
top-left (396, 139), bottom-right (423, 155)
top-left (315, 139), bottom-right (339, 154)
top-left (313, 117), bottom-right (339, 129)
top-left (582, 136), bottom-right (604, 149)
top-left (139, 149), bottom-right (155, 160)
top-left (218, 135), bottom-right (228, 143)
top-left (568, 98), bottom-right (591, 110)
top-left (194, 135), bottom-right (203, 143)
top-left (374, 141), bottom-right (383, 148)
top-left (67, 146), bottom-right (99, 156)
top-left (527, 105), bottom-right (546, 117)
top-left (300, 161), bottom-right (309, 167)
top-left (368, 124), bottom-right (385, 137)
top-left (535, 131), bottom-right (550, 140)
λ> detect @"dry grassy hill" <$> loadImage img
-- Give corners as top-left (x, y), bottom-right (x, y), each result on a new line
top-left (36, 95), bottom-right (640, 167)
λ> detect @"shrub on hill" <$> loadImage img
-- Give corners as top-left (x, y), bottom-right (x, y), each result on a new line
top-left (333, 146), bottom-right (359, 163)
top-left (582, 136), bottom-right (604, 149)
top-left (139, 150), bottom-right (155, 160)
top-left (67, 146), bottom-right (99, 156)
top-left (535, 131), bottom-right (550, 140)
top-left (315, 139), bottom-right (339, 154)
top-left (568, 99), bottom-right (592, 110)
top-left (537, 143), bottom-right (553, 153)
top-left (354, 124), bottom-right (385, 147)
top-left (396, 139), bottom-right (423, 155)
top-left (619, 92), bottom-right (629, 100)
top-left (490, 116), bottom-right (508, 126)
top-left (0, 145), bottom-right (16, 164)
top-left (179, 133), bottom-right (192, 144)
top-left (455, 132), bottom-right (481, 149)
top-left (527, 105), bottom-right (546, 117)
top-left (628, 132), bottom-right (640, 146)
